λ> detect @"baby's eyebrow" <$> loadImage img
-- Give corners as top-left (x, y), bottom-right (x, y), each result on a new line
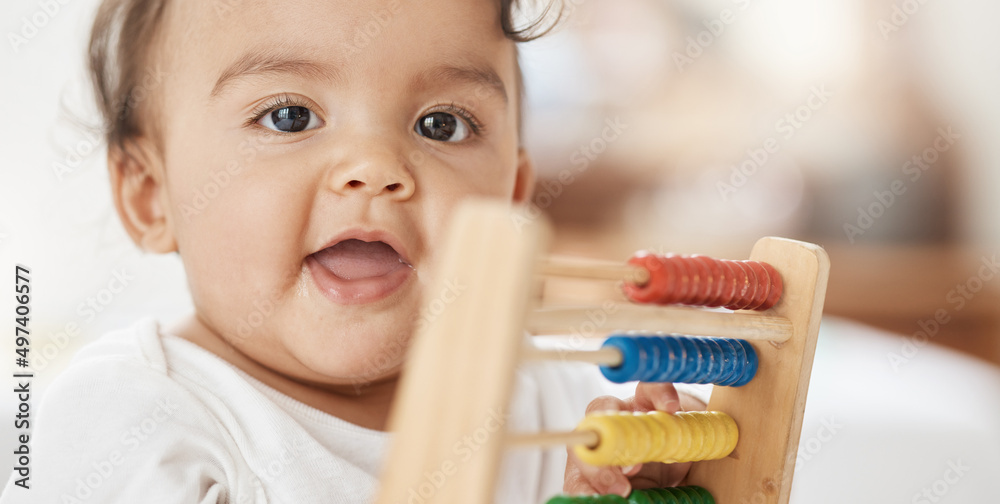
top-left (417, 63), bottom-right (508, 105)
top-left (209, 50), bottom-right (508, 105)
top-left (210, 50), bottom-right (341, 99)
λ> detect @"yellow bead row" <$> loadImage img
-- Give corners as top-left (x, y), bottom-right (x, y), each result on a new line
top-left (572, 410), bottom-right (738, 467)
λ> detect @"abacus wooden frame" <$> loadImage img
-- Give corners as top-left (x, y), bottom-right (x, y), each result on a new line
top-left (374, 200), bottom-right (830, 504)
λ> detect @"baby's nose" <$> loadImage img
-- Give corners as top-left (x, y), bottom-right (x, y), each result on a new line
top-left (327, 150), bottom-right (415, 201)
top-left (344, 178), bottom-right (406, 195)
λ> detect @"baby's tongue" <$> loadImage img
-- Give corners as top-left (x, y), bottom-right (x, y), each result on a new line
top-left (313, 239), bottom-right (404, 280)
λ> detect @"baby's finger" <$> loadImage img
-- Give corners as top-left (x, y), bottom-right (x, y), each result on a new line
top-left (564, 447), bottom-right (633, 497)
top-left (565, 396), bottom-right (638, 496)
top-left (627, 461), bottom-right (692, 490)
top-left (632, 382), bottom-right (680, 413)
top-left (679, 390), bottom-right (707, 412)
top-left (621, 464), bottom-right (643, 477)
top-left (585, 395), bottom-right (628, 414)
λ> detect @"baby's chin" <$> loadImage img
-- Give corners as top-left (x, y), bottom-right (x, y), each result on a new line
top-left (206, 271), bottom-right (424, 389)
top-left (282, 319), bottom-right (414, 385)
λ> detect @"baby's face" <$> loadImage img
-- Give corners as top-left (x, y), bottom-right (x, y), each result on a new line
top-left (151, 0), bottom-right (530, 387)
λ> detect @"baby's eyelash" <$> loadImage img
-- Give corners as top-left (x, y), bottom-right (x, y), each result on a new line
top-left (243, 96), bottom-right (486, 136)
top-left (430, 102), bottom-right (485, 135)
top-left (244, 94), bottom-right (315, 128)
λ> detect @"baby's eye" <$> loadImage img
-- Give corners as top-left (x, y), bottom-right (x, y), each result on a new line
top-left (258, 106), bottom-right (323, 133)
top-left (415, 112), bottom-right (470, 142)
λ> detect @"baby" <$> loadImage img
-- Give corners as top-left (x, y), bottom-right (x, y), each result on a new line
top-left (1, 0), bottom-right (704, 502)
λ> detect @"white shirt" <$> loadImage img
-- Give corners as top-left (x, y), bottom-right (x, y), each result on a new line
top-left (0, 318), bottom-right (667, 504)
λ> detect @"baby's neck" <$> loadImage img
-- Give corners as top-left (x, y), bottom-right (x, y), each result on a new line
top-left (168, 315), bottom-right (399, 432)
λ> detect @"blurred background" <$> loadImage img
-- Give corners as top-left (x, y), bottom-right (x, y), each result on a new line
top-left (520, 0), bottom-right (1000, 364)
top-left (2, 0), bottom-right (999, 501)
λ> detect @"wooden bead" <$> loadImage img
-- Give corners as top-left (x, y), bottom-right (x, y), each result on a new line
top-left (544, 487), bottom-right (715, 504)
top-left (572, 411), bottom-right (738, 466)
top-left (599, 336), bottom-right (758, 387)
top-left (624, 253), bottom-right (783, 311)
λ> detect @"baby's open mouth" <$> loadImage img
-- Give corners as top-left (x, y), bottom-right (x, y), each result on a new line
top-left (306, 237), bottom-right (414, 305)
top-left (311, 239), bottom-right (411, 280)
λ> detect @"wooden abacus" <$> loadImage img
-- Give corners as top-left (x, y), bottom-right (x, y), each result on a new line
top-left (375, 199), bottom-right (830, 504)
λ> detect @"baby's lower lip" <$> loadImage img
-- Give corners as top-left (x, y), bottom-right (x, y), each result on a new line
top-left (305, 255), bottom-right (412, 305)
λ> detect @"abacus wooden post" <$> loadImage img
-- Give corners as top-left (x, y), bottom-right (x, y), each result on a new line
top-left (527, 305), bottom-right (794, 342)
top-left (374, 201), bottom-right (549, 504)
top-left (685, 237), bottom-right (830, 504)
top-left (507, 429), bottom-right (600, 450)
top-left (540, 256), bottom-right (651, 285)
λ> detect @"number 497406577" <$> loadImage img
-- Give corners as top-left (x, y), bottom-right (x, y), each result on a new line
top-left (15, 265), bottom-right (30, 360)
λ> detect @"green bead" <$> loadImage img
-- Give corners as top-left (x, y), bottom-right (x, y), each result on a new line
top-left (686, 486), bottom-right (715, 504)
top-left (638, 489), bottom-right (666, 504)
top-left (676, 487), bottom-right (701, 504)
top-left (627, 489), bottom-right (655, 504)
top-left (545, 496), bottom-right (578, 504)
top-left (596, 495), bottom-right (629, 504)
top-left (650, 488), bottom-right (680, 504)
top-left (662, 487), bottom-right (690, 504)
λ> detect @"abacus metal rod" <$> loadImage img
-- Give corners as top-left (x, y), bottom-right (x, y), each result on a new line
top-left (520, 345), bottom-right (623, 367)
top-left (527, 304), bottom-right (793, 343)
top-left (507, 429), bottom-right (600, 449)
top-left (540, 256), bottom-right (650, 286)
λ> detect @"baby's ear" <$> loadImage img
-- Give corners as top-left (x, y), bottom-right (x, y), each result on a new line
top-left (108, 138), bottom-right (178, 254)
top-left (512, 147), bottom-right (536, 204)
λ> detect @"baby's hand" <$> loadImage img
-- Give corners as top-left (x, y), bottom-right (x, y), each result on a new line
top-left (563, 383), bottom-right (707, 497)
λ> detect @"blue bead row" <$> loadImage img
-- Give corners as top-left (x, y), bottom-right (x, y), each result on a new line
top-left (599, 335), bottom-right (757, 386)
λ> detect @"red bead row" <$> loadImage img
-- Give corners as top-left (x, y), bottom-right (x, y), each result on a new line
top-left (623, 252), bottom-right (782, 311)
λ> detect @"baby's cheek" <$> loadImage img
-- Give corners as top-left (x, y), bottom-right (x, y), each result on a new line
top-left (174, 219), bottom-right (298, 342)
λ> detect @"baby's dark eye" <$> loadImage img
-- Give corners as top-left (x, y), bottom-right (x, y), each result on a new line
top-left (415, 112), bottom-right (470, 142)
top-left (258, 106), bottom-right (322, 133)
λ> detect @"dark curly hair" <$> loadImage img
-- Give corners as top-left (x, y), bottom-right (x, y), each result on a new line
top-left (88, 0), bottom-right (564, 154)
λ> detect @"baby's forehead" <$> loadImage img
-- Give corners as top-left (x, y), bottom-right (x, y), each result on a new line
top-left (157, 0), bottom-right (516, 101)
